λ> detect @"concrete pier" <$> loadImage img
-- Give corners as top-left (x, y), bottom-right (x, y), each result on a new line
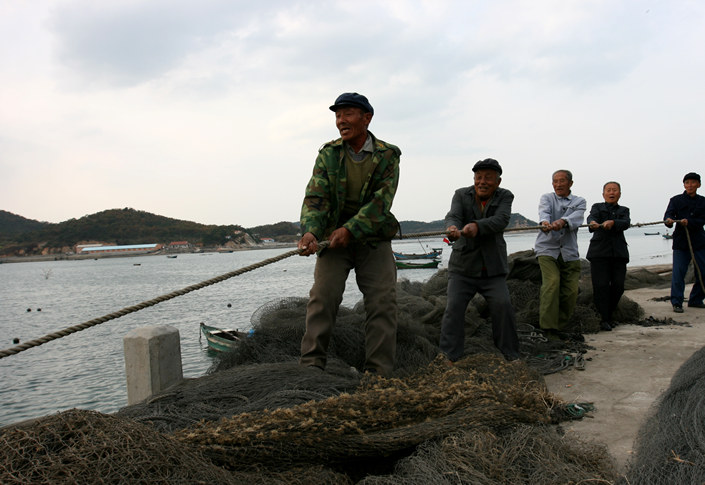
top-left (123, 326), bottom-right (183, 405)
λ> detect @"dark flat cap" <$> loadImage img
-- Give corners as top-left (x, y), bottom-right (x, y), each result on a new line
top-left (472, 158), bottom-right (502, 175)
top-left (329, 92), bottom-right (374, 115)
top-left (684, 172), bottom-right (701, 183)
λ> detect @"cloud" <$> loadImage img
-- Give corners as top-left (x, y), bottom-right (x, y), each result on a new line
top-left (48, 0), bottom-right (260, 87)
top-left (2, 0), bottom-right (704, 228)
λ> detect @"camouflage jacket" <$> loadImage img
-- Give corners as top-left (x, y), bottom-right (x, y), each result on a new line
top-left (300, 132), bottom-right (401, 241)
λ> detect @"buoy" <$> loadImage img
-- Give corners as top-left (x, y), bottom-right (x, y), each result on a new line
top-left (37, 308), bottom-right (42, 312)
top-left (227, 303), bottom-right (232, 308)
top-left (26, 308), bottom-right (31, 312)
top-left (13, 338), bottom-right (20, 344)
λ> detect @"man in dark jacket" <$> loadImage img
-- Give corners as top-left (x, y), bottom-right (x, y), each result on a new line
top-left (439, 158), bottom-right (520, 362)
top-left (587, 181), bottom-right (631, 330)
top-left (664, 172), bottom-right (705, 313)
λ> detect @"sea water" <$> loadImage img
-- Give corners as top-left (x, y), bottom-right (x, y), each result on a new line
top-left (0, 227), bottom-right (672, 426)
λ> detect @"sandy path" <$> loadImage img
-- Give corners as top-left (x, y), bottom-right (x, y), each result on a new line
top-left (544, 283), bottom-right (705, 472)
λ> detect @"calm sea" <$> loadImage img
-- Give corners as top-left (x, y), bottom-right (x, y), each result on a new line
top-left (0, 228), bottom-right (672, 426)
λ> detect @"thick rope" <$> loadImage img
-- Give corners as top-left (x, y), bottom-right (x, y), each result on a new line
top-left (0, 246), bottom-right (317, 360)
top-left (0, 220), bottom-right (668, 360)
top-left (399, 220), bottom-right (666, 239)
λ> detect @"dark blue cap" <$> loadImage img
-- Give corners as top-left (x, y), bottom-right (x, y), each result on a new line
top-left (329, 92), bottom-right (374, 115)
top-left (472, 158), bottom-right (502, 175)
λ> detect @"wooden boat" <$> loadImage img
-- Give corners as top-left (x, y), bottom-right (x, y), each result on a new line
top-left (644, 232), bottom-right (660, 236)
top-left (393, 249), bottom-right (441, 260)
top-left (166, 255), bottom-right (178, 259)
top-left (200, 322), bottom-right (248, 352)
top-left (395, 259), bottom-right (440, 269)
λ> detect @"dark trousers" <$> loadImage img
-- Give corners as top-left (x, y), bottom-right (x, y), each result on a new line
top-left (671, 248), bottom-right (705, 306)
top-left (300, 241), bottom-right (397, 376)
top-left (439, 271), bottom-right (520, 362)
top-left (590, 258), bottom-right (627, 323)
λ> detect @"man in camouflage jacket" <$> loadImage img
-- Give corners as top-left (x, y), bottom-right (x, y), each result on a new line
top-left (298, 92), bottom-right (401, 376)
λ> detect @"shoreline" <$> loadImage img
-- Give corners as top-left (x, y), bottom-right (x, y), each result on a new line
top-left (0, 243), bottom-right (298, 264)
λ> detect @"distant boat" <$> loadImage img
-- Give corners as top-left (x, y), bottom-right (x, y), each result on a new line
top-left (200, 322), bottom-right (248, 352)
top-left (644, 232), bottom-right (660, 236)
top-left (393, 249), bottom-right (441, 260)
top-left (395, 260), bottom-right (441, 269)
top-left (166, 255), bottom-right (178, 259)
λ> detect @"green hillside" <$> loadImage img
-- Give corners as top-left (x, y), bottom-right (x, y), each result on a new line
top-left (0, 208), bottom-right (248, 255)
top-left (0, 210), bottom-right (49, 236)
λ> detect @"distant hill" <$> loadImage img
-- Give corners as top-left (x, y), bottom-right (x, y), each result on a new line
top-left (248, 221), bottom-right (301, 243)
top-left (400, 214), bottom-right (537, 234)
top-left (0, 210), bottom-right (49, 236)
top-left (0, 208), bottom-right (250, 256)
top-left (508, 213), bottom-right (538, 228)
top-left (0, 208), bottom-right (539, 257)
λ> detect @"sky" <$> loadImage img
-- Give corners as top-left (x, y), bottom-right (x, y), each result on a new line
top-left (1, 0), bottom-right (704, 229)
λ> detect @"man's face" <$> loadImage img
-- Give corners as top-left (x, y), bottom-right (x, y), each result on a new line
top-left (602, 183), bottom-right (621, 204)
top-left (335, 107), bottom-right (372, 146)
top-left (684, 178), bottom-right (701, 197)
top-left (474, 169), bottom-right (501, 201)
top-left (552, 171), bottom-right (573, 197)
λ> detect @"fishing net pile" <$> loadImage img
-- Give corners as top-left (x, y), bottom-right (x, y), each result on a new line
top-left (2, 249), bottom-right (673, 484)
top-left (0, 409), bottom-right (235, 484)
top-left (0, 408), bottom-right (351, 485)
top-left (624, 344), bottom-right (705, 484)
top-left (174, 355), bottom-right (555, 467)
top-left (1, 356), bottom-right (618, 484)
top-left (359, 425), bottom-right (617, 484)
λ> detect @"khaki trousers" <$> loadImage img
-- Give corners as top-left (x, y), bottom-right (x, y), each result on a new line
top-left (300, 241), bottom-right (397, 375)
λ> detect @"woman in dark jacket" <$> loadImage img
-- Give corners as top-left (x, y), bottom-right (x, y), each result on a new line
top-left (587, 181), bottom-right (631, 331)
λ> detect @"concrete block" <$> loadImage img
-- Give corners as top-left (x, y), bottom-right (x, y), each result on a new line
top-left (123, 325), bottom-right (183, 405)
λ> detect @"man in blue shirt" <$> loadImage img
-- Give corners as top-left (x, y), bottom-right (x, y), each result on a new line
top-left (534, 170), bottom-right (586, 338)
top-left (664, 172), bottom-right (705, 313)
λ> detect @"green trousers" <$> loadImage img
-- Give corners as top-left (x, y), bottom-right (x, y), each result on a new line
top-left (538, 255), bottom-right (581, 331)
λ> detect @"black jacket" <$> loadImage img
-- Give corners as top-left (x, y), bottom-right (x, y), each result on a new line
top-left (586, 202), bottom-right (630, 261)
top-left (445, 186), bottom-right (513, 277)
top-left (664, 191), bottom-right (705, 251)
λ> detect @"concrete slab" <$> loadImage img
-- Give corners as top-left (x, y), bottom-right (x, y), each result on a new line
top-left (544, 284), bottom-right (705, 472)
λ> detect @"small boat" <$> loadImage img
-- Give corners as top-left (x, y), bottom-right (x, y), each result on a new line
top-left (644, 232), bottom-right (660, 236)
top-left (393, 249), bottom-right (442, 260)
top-left (166, 255), bottom-right (178, 258)
top-left (395, 260), bottom-right (441, 269)
top-left (200, 322), bottom-right (248, 352)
